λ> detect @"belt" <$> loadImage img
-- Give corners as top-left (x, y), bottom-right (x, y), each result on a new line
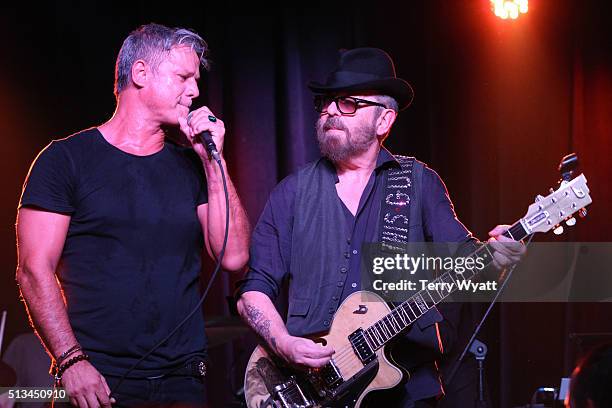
top-left (146, 358), bottom-right (207, 379)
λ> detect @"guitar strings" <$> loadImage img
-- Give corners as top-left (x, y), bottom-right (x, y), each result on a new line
top-left (332, 314), bottom-right (405, 362)
top-left (329, 309), bottom-right (418, 368)
top-left (314, 238), bottom-right (513, 373)
top-left (332, 290), bottom-right (442, 365)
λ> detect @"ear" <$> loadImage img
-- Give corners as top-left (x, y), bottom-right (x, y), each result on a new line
top-left (131, 59), bottom-right (148, 89)
top-left (375, 109), bottom-right (397, 137)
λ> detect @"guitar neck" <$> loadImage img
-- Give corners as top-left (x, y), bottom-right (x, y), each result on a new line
top-left (363, 220), bottom-right (529, 350)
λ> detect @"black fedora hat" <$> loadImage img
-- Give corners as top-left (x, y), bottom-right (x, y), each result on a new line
top-left (308, 47), bottom-right (414, 110)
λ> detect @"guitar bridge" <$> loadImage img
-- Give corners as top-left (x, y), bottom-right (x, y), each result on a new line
top-left (271, 376), bottom-right (313, 408)
top-left (318, 360), bottom-right (343, 390)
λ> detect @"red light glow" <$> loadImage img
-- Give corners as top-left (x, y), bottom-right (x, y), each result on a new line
top-left (491, 0), bottom-right (528, 20)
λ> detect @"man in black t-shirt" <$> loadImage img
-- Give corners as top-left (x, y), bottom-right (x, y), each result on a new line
top-left (16, 23), bottom-right (250, 407)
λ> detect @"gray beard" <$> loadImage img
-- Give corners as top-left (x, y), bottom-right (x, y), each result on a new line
top-left (316, 116), bottom-right (377, 163)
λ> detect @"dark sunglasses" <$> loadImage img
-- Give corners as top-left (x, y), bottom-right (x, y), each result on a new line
top-left (314, 95), bottom-right (386, 114)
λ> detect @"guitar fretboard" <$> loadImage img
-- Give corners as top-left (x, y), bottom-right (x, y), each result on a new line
top-left (363, 221), bottom-right (528, 350)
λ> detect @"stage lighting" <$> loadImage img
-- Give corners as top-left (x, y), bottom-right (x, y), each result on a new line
top-left (491, 0), bottom-right (528, 20)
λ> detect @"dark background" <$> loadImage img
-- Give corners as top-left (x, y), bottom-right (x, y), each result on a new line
top-left (1, 1), bottom-right (610, 407)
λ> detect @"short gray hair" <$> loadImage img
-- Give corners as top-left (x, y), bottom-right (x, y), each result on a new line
top-left (114, 23), bottom-right (209, 96)
top-left (372, 95), bottom-right (399, 113)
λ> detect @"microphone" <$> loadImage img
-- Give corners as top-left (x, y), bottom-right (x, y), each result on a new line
top-left (186, 112), bottom-right (221, 162)
top-left (197, 130), bottom-right (221, 162)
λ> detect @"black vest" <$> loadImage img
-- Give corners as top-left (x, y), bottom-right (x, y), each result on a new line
top-left (285, 157), bottom-right (434, 337)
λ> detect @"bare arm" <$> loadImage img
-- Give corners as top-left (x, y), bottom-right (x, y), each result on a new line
top-left (16, 207), bottom-right (113, 407)
top-left (237, 291), bottom-right (334, 368)
top-left (179, 107), bottom-right (251, 272)
top-left (198, 157), bottom-right (251, 272)
top-left (16, 208), bottom-right (76, 358)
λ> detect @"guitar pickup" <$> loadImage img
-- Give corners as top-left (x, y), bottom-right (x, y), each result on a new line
top-left (348, 328), bottom-right (376, 364)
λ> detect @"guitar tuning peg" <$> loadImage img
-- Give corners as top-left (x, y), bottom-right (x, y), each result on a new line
top-left (579, 208), bottom-right (588, 218)
top-left (553, 225), bottom-right (564, 235)
top-left (535, 194), bottom-right (545, 202)
top-left (566, 217), bottom-right (576, 227)
top-left (549, 188), bottom-right (555, 194)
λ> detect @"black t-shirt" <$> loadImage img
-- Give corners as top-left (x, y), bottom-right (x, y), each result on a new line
top-left (19, 128), bottom-right (208, 377)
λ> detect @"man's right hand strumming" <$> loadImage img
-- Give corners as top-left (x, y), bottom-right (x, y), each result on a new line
top-left (237, 291), bottom-right (334, 370)
top-left (275, 335), bottom-right (335, 369)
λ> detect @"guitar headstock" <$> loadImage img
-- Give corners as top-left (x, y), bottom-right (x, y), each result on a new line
top-left (522, 173), bottom-right (592, 235)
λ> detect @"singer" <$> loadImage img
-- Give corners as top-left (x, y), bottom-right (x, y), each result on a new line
top-left (15, 23), bottom-right (250, 407)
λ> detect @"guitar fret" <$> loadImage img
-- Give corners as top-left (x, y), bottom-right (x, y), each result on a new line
top-left (381, 317), bottom-right (392, 336)
top-left (394, 316), bottom-right (401, 333)
top-left (452, 267), bottom-right (467, 281)
top-left (441, 272), bottom-right (456, 285)
top-left (439, 273), bottom-right (455, 298)
top-left (363, 328), bottom-right (375, 350)
top-left (427, 280), bottom-right (444, 302)
top-left (483, 246), bottom-right (495, 265)
top-left (385, 319), bottom-right (395, 337)
top-left (396, 308), bottom-right (408, 326)
top-left (370, 327), bottom-right (381, 346)
top-left (505, 221), bottom-right (527, 241)
top-left (368, 329), bottom-right (379, 348)
top-left (407, 298), bottom-right (421, 320)
top-left (375, 322), bottom-right (387, 342)
top-left (379, 320), bottom-right (391, 339)
top-left (405, 302), bottom-right (418, 320)
top-left (414, 293), bottom-right (429, 314)
top-left (374, 321), bottom-right (387, 344)
top-left (388, 316), bottom-right (399, 334)
top-left (393, 309), bottom-right (407, 329)
top-left (372, 325), bottom-right (383, 345)
top-left (372, 327), bottom-right (382, 346)
top-left (400, 303), bottom-right (416, 322)
top-left (423, 290), bottom-right (437, 307)
top-left (436, 278), bottom-right (447, 299)
top-left (463, 258), bottom-right (477, 280)
top-left (408, 299), bottom-right (421, 318)
top-left (388, 313), bottom-right (400, 332)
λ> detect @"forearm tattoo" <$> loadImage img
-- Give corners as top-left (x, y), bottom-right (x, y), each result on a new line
top-left (245, 304), bottom-right (276, 350)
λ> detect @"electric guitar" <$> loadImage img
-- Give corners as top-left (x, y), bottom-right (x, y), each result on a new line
top-left (243, 157), bottom-right (592, 408)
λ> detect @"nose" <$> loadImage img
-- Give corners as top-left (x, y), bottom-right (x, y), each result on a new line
top-left (325, 100), bottom-right (341, 117)
top-left (185, 77), bottom-right (199, 99)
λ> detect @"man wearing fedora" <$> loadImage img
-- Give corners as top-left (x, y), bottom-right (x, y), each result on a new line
top-left (236, 48), bottom-right (524, 406)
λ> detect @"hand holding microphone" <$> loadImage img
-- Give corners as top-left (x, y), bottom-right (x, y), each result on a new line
top-left (184, 109), bottom-right (223, 162)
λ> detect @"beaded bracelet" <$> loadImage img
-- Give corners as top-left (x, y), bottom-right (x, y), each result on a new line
top-left (51, 344), bottom-right (82, 376)
top-left (54, 354), bottom-right (90, 386)
top-left (57, 344), bottom-right (82, 366)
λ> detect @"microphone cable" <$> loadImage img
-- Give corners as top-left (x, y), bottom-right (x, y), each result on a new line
top-left (110, 153), bottom-right (229, 398)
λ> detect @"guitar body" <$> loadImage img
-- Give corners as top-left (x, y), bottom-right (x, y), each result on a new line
top-left (244, 291), bottom-right (405, 408)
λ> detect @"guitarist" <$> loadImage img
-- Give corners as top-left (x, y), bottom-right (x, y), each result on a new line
top-left (236, 48), bottom-right (525, 407)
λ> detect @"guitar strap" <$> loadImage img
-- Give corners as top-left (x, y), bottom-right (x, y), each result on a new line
top-left (379, 155), bottom-right (416, 249)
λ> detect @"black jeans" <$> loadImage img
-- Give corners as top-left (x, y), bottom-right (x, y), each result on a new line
top-left (105, 374), bottom-right (207, 408)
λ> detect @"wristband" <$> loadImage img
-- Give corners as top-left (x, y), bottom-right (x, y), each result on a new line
top-left (54, 354), bottom-right (90, 386)
top-left (56, 344), bottom-right (82, 366)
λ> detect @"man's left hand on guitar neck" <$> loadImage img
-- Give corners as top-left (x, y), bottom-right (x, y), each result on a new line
top-left (487, 224), bottom-right (527, 270)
